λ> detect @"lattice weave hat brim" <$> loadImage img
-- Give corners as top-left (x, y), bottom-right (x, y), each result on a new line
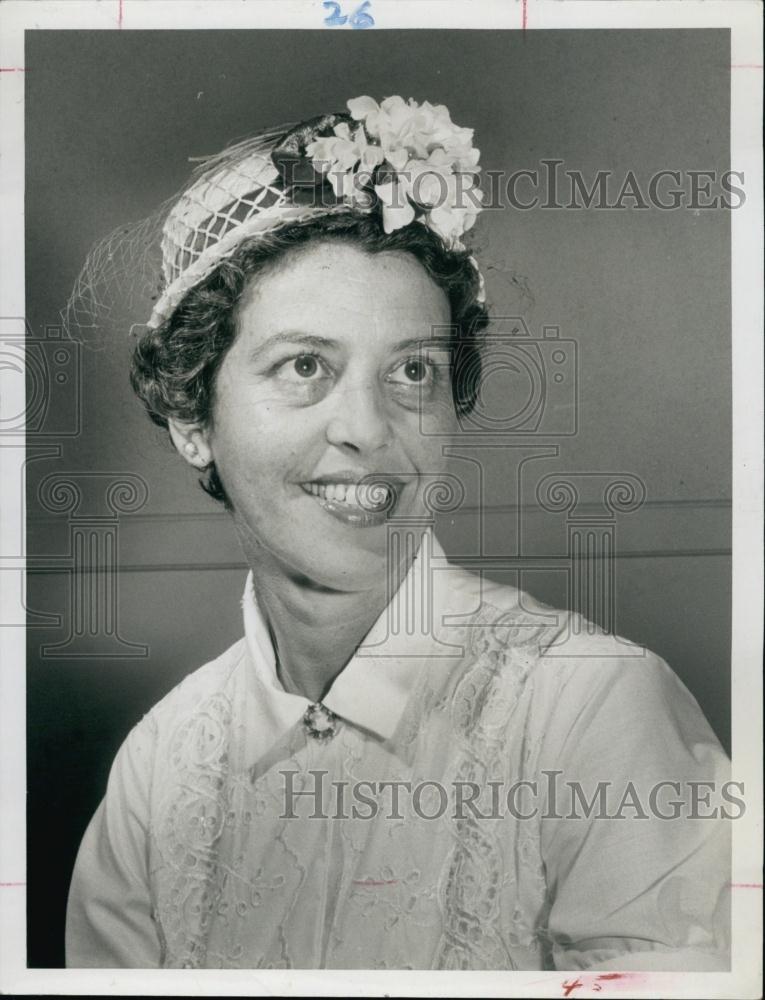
top-left (154, 201), bottom-right (366, 329)
top-left (150, 127), bottom-right (373, 329)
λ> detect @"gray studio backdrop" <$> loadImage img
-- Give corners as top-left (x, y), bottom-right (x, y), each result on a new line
top-left (24, 29), bottom-right (731, 964)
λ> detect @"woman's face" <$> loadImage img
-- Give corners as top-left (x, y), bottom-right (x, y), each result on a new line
top-left (196, 241), bottom-right (458, 591)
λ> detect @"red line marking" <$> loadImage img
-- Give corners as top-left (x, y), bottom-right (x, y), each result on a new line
top-left (118, 0), bottom-right (123, 28)
top-left (0, 68), bottom-right (28, 72)
top-left (730, 881), bottom-right (763, 888)
top-left (731, 64), bottom-right (763, 69)
top-left (0, 882), bottom-right (26, 887)
top-left (522, 0), bottom-right (528, 31)
top-left (528, 971), bottom-right (645, 990)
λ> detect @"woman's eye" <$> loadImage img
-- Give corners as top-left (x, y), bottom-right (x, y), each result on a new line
top-left (403, 359), bottom-right (427, 382)
top-left (388, 357), bottom-right (434, 385)
top-left (293, 354), bottom-right (320, 378)
top-left (273, 353), bottom-right (328, 381)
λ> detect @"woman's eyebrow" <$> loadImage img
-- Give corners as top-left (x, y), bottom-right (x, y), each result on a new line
top-left (390, 334), bottom-right (455, 352)
top-left (247, 332), bottom-right (337, 358)
top-left (249, 333), bottom-right (454, 359)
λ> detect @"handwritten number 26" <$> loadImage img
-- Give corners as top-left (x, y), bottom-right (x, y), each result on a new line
top-left (323, 1), bottom-right (374, 29)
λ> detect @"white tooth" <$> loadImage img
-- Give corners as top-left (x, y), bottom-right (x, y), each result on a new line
top-left (336, 484), bottom-right (347, 502)
top-left (311, 484), bottom-right (319, 496)
top-left (325, 484), bottom-right (337, 501)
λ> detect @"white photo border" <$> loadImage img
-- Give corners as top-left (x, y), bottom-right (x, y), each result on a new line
top-left (0, 1), bottom-right (762, 997)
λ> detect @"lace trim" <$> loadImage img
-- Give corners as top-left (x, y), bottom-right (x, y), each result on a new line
top-left (153, 691), bottom-right (234, 968)
top-left (433, 600), bottom-right (552, 969)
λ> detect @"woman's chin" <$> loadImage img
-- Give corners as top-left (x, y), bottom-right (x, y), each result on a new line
top-left (287, 545), bottom-right (392, 593)
top-left (233, 489), bottom-right (428, 591)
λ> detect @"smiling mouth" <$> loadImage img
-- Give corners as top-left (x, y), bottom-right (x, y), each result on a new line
top-left (300, 480), bottom-right (399, 528)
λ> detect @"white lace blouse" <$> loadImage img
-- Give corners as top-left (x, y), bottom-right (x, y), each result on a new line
top-left (65, 533), bottom-right (731, 970)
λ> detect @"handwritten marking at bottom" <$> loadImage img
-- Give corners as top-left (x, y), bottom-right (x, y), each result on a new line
top-left (560, 973), bottom-right (648, 997)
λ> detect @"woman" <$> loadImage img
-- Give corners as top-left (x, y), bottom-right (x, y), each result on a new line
top-left (65, 96), bottom-right (731, 971)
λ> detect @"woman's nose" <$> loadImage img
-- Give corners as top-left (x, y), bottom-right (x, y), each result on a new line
top-left (325, 378), bottom-right (392, 454)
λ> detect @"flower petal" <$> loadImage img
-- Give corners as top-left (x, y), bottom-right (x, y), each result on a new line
top-left (329, 95), bottom-right (484, 236)
top-left (385, 147), bottom-right (409, 172)
top-left (374, 179), bottom-right (400, 207)
top-left (380, 95), bottom-right (408, 114)
top-left (426, 202), bottom-right (472, 243)
top-left (374, 179), bottom-right (416, 232)
top-left (381, 198), bottom-right (416, 233)
top-left (360, 144), bottom-right (385, 170)
top-left (347, 95), bottom-right (379, 121)
top-left (333, 121), bottom-right (353, 141)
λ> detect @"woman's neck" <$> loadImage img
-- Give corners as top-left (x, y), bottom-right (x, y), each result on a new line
top-left (257, 580), bottom-right (382, 702)
top-left (246, 550), bottom-right (411, 704)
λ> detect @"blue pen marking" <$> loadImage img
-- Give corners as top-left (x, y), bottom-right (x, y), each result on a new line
top-left (323, 0), bottom-right (375, 29)
top-left (322, 1), bottom-right (347, 26)
top-left (349, 1), bottom-right (374, 28)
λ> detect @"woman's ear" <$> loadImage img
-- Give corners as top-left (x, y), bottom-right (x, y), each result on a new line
top-left (167, 418), bottom-right (214, 470)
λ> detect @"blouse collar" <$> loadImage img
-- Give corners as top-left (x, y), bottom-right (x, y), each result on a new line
top-left (240, 527), bottom-right (456, 750)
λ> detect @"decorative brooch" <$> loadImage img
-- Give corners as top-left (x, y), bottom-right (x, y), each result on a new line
top-left (302, 702), bottom-right (340, 741)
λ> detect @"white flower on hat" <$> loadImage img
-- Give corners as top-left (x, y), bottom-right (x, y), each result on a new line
top-left (425, 171), bottom-right (484, 244)
top-left (374, 178), bottom-right (416, 232)
top-left (349, 96), bottom-right (478, 170)
top-left (308, 95), bottom-right (483, 249)
top-left (306, 121), bottom-right (384, 205)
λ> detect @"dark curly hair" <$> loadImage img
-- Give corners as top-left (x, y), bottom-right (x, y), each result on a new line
top-left (130, 212), bottom-right (489, 505)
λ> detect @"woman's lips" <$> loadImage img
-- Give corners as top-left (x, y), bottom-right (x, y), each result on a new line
top-left (300, 480), bottom-right (398, 529)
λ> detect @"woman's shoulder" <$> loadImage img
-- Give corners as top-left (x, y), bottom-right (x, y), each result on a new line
top-left (92, 637), bottom-right (249, 820)
top-left (439, 569), bottom-right (726, 771)
top-left (445, 564), bottom-right (690, 703)
top-left (132, 635), bottom-right (248, 743)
